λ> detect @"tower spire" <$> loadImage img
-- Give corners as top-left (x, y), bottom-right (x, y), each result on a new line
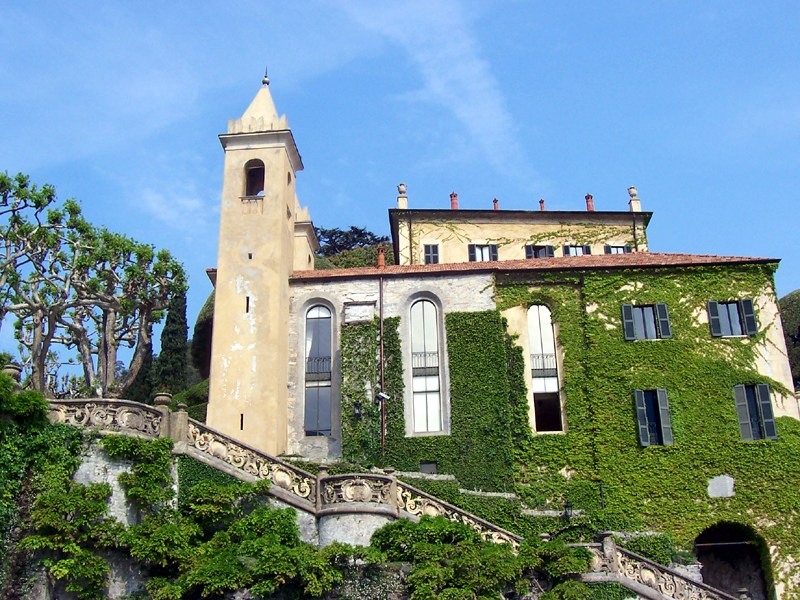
top-left (262, 65), bottom-right (269, 86)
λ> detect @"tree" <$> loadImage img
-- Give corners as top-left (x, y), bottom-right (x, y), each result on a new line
top-left (191, 291), bottom-right (214, 380)
top-left (315, 226), bottom-right (389, 257)
top-left (155, 288), bottom-right (188, 393)
top-left (0, 173), bottom-right (186, 397)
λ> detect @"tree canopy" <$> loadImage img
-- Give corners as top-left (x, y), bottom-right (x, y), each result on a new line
top-left (0, 172), bottom-right (186, 397)
top-left (315, 226), bottom-right (389, 257)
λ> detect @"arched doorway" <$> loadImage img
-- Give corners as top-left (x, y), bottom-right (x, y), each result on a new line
top-left (694, 522), bottom-right (770, 600)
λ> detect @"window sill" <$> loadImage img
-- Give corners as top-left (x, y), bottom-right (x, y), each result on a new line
top-left (405, 430), bottom-right (450, 438)
top-left (533, 430), bottom-right (565, 435)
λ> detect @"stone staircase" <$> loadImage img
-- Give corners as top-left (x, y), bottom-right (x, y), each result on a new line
top-left (47, 398), bottom-right (741, 600)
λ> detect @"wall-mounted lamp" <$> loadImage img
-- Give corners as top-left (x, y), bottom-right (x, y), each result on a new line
top-left (563, 502), bottom-right (574, 521)
top-left (353, 401), bottom-right (362, 419)
top-left (375, 391), bottom-right (390, 404)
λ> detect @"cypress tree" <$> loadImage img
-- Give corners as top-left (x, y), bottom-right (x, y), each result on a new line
top-left (157, 289), bottom-right (189, 393)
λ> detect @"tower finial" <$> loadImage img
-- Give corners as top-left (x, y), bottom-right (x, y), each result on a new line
top-left (262, 66), bottom-right (270, 86)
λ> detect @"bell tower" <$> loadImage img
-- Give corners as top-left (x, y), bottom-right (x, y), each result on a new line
top-left (206, 76), bottom-right (318, 455)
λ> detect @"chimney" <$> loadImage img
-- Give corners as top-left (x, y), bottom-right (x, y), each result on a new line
top-left (493, 198), bottom-right (499, 211)
top-left (539, 198), bottom-right (545, 211)
top-left (377, 246), bottom-right (386, 269)
top-left (627, 186), bottom-right (642, 212)
top-left (585, 194), bottom-right (595, 212)
top-left (450, 192), bottom-right (459, 210)
top-left (396, 183), bottom-right (408, 209)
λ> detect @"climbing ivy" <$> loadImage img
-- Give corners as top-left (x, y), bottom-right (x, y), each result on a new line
top-left (495, 263), bottom-right (800, 595)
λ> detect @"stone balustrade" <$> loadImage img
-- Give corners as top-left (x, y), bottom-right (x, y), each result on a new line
top-left (46, 398), bottom-right (521, 547)
top-left (579, 536), bottom-right (740, 600)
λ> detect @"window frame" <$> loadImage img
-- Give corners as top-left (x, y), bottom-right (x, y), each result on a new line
top-left (423, 244), bottom-right (440, 265)
top-left (634, 388), bottom-right (674, 446)
top-left (468, 244), bottom-right (499, 262)
top-left (303, 304), bottom-right (334, 437)
top-left (527, 304), bottom-right (564, 433)
top-left (563, 244), bottom-right (592, 256)
top-left (733, 383), bottom-right (777, 440)
top-left (708, 299), bottom-right (758, 337)
top-left (622, 303), bottom-right (673, 340)
top-left (407, 297), bottom-right (449, 435)
top-left (525, 244), bottom-right (555, 259)
top-left (604, 244), bottom-right (632, 254)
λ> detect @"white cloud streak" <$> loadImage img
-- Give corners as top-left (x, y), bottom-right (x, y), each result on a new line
top-left (337, 1), bottom-right (532, 180)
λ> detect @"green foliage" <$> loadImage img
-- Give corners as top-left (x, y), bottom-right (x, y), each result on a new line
top-left (315, 242), bottom-right (396, 270)
top-left (101, 436), bottom-right (174, 510)
top-left (315, 226), bottom-right (389, 257)
top-left (157, 289), bottom-right (189, 393)
top-left (171, 378), bottom-right (209, 410)
top-left (779, 288), bottom-right (800, 386)
top-left (339, 312), bottom-right (518, 490)
top-left (494, 263), bottom-right (800, 594)
top-left (191, 291), bottom-right (215, 380)
top-left (618, 533), bottom-right (682, 566)
top-left (1, 389), bottom-right (49, 422)
top-left (125, 338), bottom-right (155, 403)
top-left (176, 455), bottom-right (239, 509)
top-left (370, 517), bottom-right (590, 600)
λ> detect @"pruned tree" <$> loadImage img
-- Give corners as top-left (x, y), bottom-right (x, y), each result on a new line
top-left (1, 173), bottom-right (186, 397)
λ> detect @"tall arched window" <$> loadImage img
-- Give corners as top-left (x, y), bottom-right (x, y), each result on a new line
top-left (410, 299), bottom-right (442, 433)
top-left (304, 305), bottom-right (332, 436)
top-left (244, 159), bottom-right (265, 197)
top-left (527, 305), bottom-right (562, 432)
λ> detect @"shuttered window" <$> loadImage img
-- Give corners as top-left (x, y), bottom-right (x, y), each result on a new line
top-left (634, 388), bottom-right (674, 446)
top-left (621, 304), bottom-right (673, 340)
top-left (525, 244), bottom-right (555, 259)
top-left (563, 245), bottom-right (592, 256)
top-left (468, 244), bottom-right (498, 262)
top-left (304, 305), bottom-right (332, 436)
top-left (604, 245), bottom-right (632, 254)
top-left (708, 300), bottom-right (758, 337)
top-left (733, 384), bottom-right (777, 441)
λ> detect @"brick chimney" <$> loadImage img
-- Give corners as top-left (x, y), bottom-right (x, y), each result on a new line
top-left (377, 246), bottom-right (385, 269)
top-left (493, 198), bottom-right (499, 210)
top-left (539, 198), bottom-right (545, 211)
top-left (585, 194), bottom-right (595, 211)
top-left (450, 192), bottom-right (459, 210)
top-left (396, 183), bottom-right (408, 209)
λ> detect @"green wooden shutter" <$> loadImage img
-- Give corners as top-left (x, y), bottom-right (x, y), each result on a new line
top-left (756, 383), bottom-right (777, 439)
top-left (468, 244), bottom-right (476, 262)
top-left (525, 245), bottom-right (534, 259)
top-left (733, 384), bottom-right (754, 440)
top-left (563, 245), bottom-right (570, 256)
top-left (624, 245), bottom-right (632, 253)
top-left (655, 303), bottom-right (672, 339)
top-left (604, 245), bottom-right (612, 254)
top-left (545, 245), bottom-right (554, 257)
top-left (708, 301), bottom-right (722, 337)
top-left (740, 299), bottom-right (758, 336)
top-left (489, 245), bottom-right (499, 261)
top-left (635, 390), bottom-right (650, 446)
top-left (583, 244), bottom-right (592, 255)
top-left (656, 388), bottom-right (673, 445)
top-left (622, 304), bottom-right (636, 341)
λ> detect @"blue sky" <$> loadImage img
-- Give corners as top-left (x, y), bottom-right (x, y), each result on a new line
top-left (1, 1), bottom-right (799, 355)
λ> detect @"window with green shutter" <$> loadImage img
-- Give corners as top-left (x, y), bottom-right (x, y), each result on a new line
top-left (733, 384), bottom-right (777, 440)
top-left (634, 388), bottom-right (673, 446)
top-left (621, 303), bottom-right (673, 340)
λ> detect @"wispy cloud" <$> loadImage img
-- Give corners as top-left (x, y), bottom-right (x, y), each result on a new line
top-left (337, 1), bottom-right (534, 182)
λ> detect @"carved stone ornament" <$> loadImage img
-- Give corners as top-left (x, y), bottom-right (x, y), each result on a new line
top-left (321, 475), bottom-right (392, 506)
top-left (48, 400), bottom-right (162, 438)
top-left (187, 421), bottom-right (315, 501)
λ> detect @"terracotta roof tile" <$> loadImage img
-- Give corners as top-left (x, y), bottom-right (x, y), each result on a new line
top-left (290, 252), bottom-right (777, 282)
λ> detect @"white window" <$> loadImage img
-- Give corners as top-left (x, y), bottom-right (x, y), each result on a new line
top-left (410, 299), bottom-right (443, 433)
top-left (468, 244), bottom-right (498, 262)
top-left (527, 305), bottom-right (562, 432)
top-left (304, 305), bottom-right (332, 436)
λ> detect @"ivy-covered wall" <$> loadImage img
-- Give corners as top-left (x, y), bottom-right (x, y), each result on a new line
top-left (495, 263), bottom-right (800, 595)
top-left (340, 312), bottom-right (518, 491)
top-left (337, 261), bottom-right (800, 594)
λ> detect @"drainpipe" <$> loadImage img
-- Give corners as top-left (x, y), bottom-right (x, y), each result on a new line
top-left (377, 251), bottom-right (386, 461)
